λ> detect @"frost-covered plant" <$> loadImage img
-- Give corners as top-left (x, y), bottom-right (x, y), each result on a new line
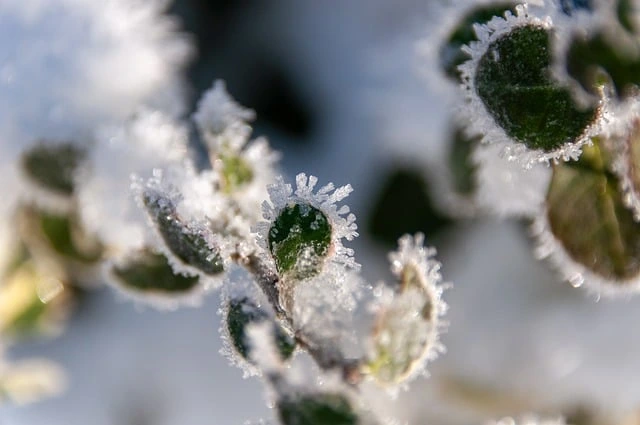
top-left (121, 83), bottom-right (450, 424)
top-left (427, 0), bottom-right (640, 295)
top-left (0, 0), bottom-right (191, 404)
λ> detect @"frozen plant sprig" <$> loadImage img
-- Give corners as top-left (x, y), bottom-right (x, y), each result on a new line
top-left (126, 84), bottom-right (451, 423)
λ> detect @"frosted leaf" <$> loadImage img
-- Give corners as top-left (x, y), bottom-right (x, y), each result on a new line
top-left (105, 249), bottom-right (206, 310)
top-left (553, 0), bottom-right (640, 101)
top-left (139, 183), bottom-right (224, 278)
top-left (19, 205), bottom-right (103, 265)
top-left (77, 110), bottom-right (192, 258)
top-left (223, 296), bottom-right (295, 370)
top-left (473, 142), bottom-right (552, 218)
top-left (20, 142), bottom-right (85, 197)
top-left (255, 173), bottom-right (359, 284)
top-left (193, 80), bottom-right (255, 152)
top-left (0, 358), bottom-right (66, 406)
top-left (609, 98), bottom-right (640, 220)
top-left (533, 140), bottom-right (640, 295)
top-left (459, 4), bottom-right (606, 167)
top-left (276, 392), bottom-right (359, 425)
top-left (365, 234), bottom-right (448, 387)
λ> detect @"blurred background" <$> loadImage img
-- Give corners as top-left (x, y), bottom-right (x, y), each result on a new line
top-left (4, 1), bottom-right (640, 425)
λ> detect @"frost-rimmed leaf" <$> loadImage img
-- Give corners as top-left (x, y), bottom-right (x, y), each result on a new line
top-left (254, 173), bottom-right (359, 294)
top-left (135, 170), bottom-right (226, 281)
top-left (20, 143), bottom-right (85, 197)
top-left (220, 296), bottom-right (295, 377)
top-left (277, 393), bottom-right (359, 425)
top-left (19, 206), bottom-right (103, 265)
top-left (106, 250), bottom-right (206, 310)
top-left (459, 5), bottom-right (606, 168)
top-left (364, 234), bottom-right (448, 387)
top-left (533, 141), bottom-right (640, 294)
top-left (610, 99), bottom-right (640, 221)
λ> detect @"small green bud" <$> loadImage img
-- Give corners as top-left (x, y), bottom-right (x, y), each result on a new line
top-left (268, 203), bottom-right (332, 280)
top-left (277, 393), bottom-right (358, 425)
top-left (547, 141), bottom-right (640, 281)
top-left (21, 143), bottom-right (85, 196)
top-left (112, 251), bottom-right (200, 293)
top-left (476, 25), bottom-right (597, 151)
top-left (143, 192), bottom-right (224, 276)
top-left (440, 2), bottom-right (519, 82)
top-left (226, 297), bottom-right (295, 361)
top-left (219, 152), bottom-right (254, 193)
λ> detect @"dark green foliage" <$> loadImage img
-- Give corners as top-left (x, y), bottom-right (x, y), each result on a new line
top-left (547, 141), bottom-right (640, 280)
top-left (277, 393), bottom-right (358, 425)
top-left (567, 32), bottom-right (640, 99)
top-left (143, 192), bottom-right (224, 276)
top-left (37, 210), bottom-right (102, 263)
top-left (21, 143), bottom-right (85, 196)
top-left (268, 203), bottom-right (331, 279)
top-left (226, 297), bottom-right (295, 361)
top-left (368, 167), bottom-right (452, 247)
top-left (440, 2), bottom-right (519, 82)
top-left (476, 25), bottom-right (597, 151)
top-left (112, 251), bottom-right (200, 292)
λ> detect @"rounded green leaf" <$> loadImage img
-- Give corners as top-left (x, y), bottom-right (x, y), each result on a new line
top-left (277, 393), bottom-right (358, 425)
top-left (476, 25), bottom-right (597, 151)
top-left (440, 2), bottom-right (519, 82)
top-left (547, 142), bottom-right (640, 281)
top-left (226, 297), bottom-right (295, 361)
top-left (143, 192), bottom-right (224, 276)
top-left (268, 203), bottom-right (332, 280)
top-left (112, 251), bottom-right (200, 293)
top-left (21, 143), bottom-right (85, 196)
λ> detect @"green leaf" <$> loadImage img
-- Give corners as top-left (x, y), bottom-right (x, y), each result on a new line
top-left (547, 141), bottom-right (640, 281)
top-left (268, 203), bottom-right (332, 280)
top-left (143, 192), bottom-right (224, 276)
top-left (567, 31), bottom-right (640, 99)
top-left (475, 25), bottom-right (597, 151)
top-left (219, 152), bottom-right (254, 193)
top-left (440, 2), bottom-right (519, 82)
top-left (21, 143), bottom-right (85, 196)
top-left (277, 393), bottom-right (358, 425)
top-left (30, 208), bottom-right (103, 264)
top-left (112, 251), bottom-right (200, 293)
top-left (226, 297), bottom-right (295, 361)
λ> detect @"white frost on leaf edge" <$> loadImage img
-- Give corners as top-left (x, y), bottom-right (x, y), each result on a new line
top-left (366, 233), bottom-right (449, 391)
top-left (531, 212), bottom-right (640, 297)
top-left (458, 4), bottom-right (607, 168)
top-left (254, 173), bottom-right (360, 273)
top-left (101, 252), bottom-right (208, 311)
